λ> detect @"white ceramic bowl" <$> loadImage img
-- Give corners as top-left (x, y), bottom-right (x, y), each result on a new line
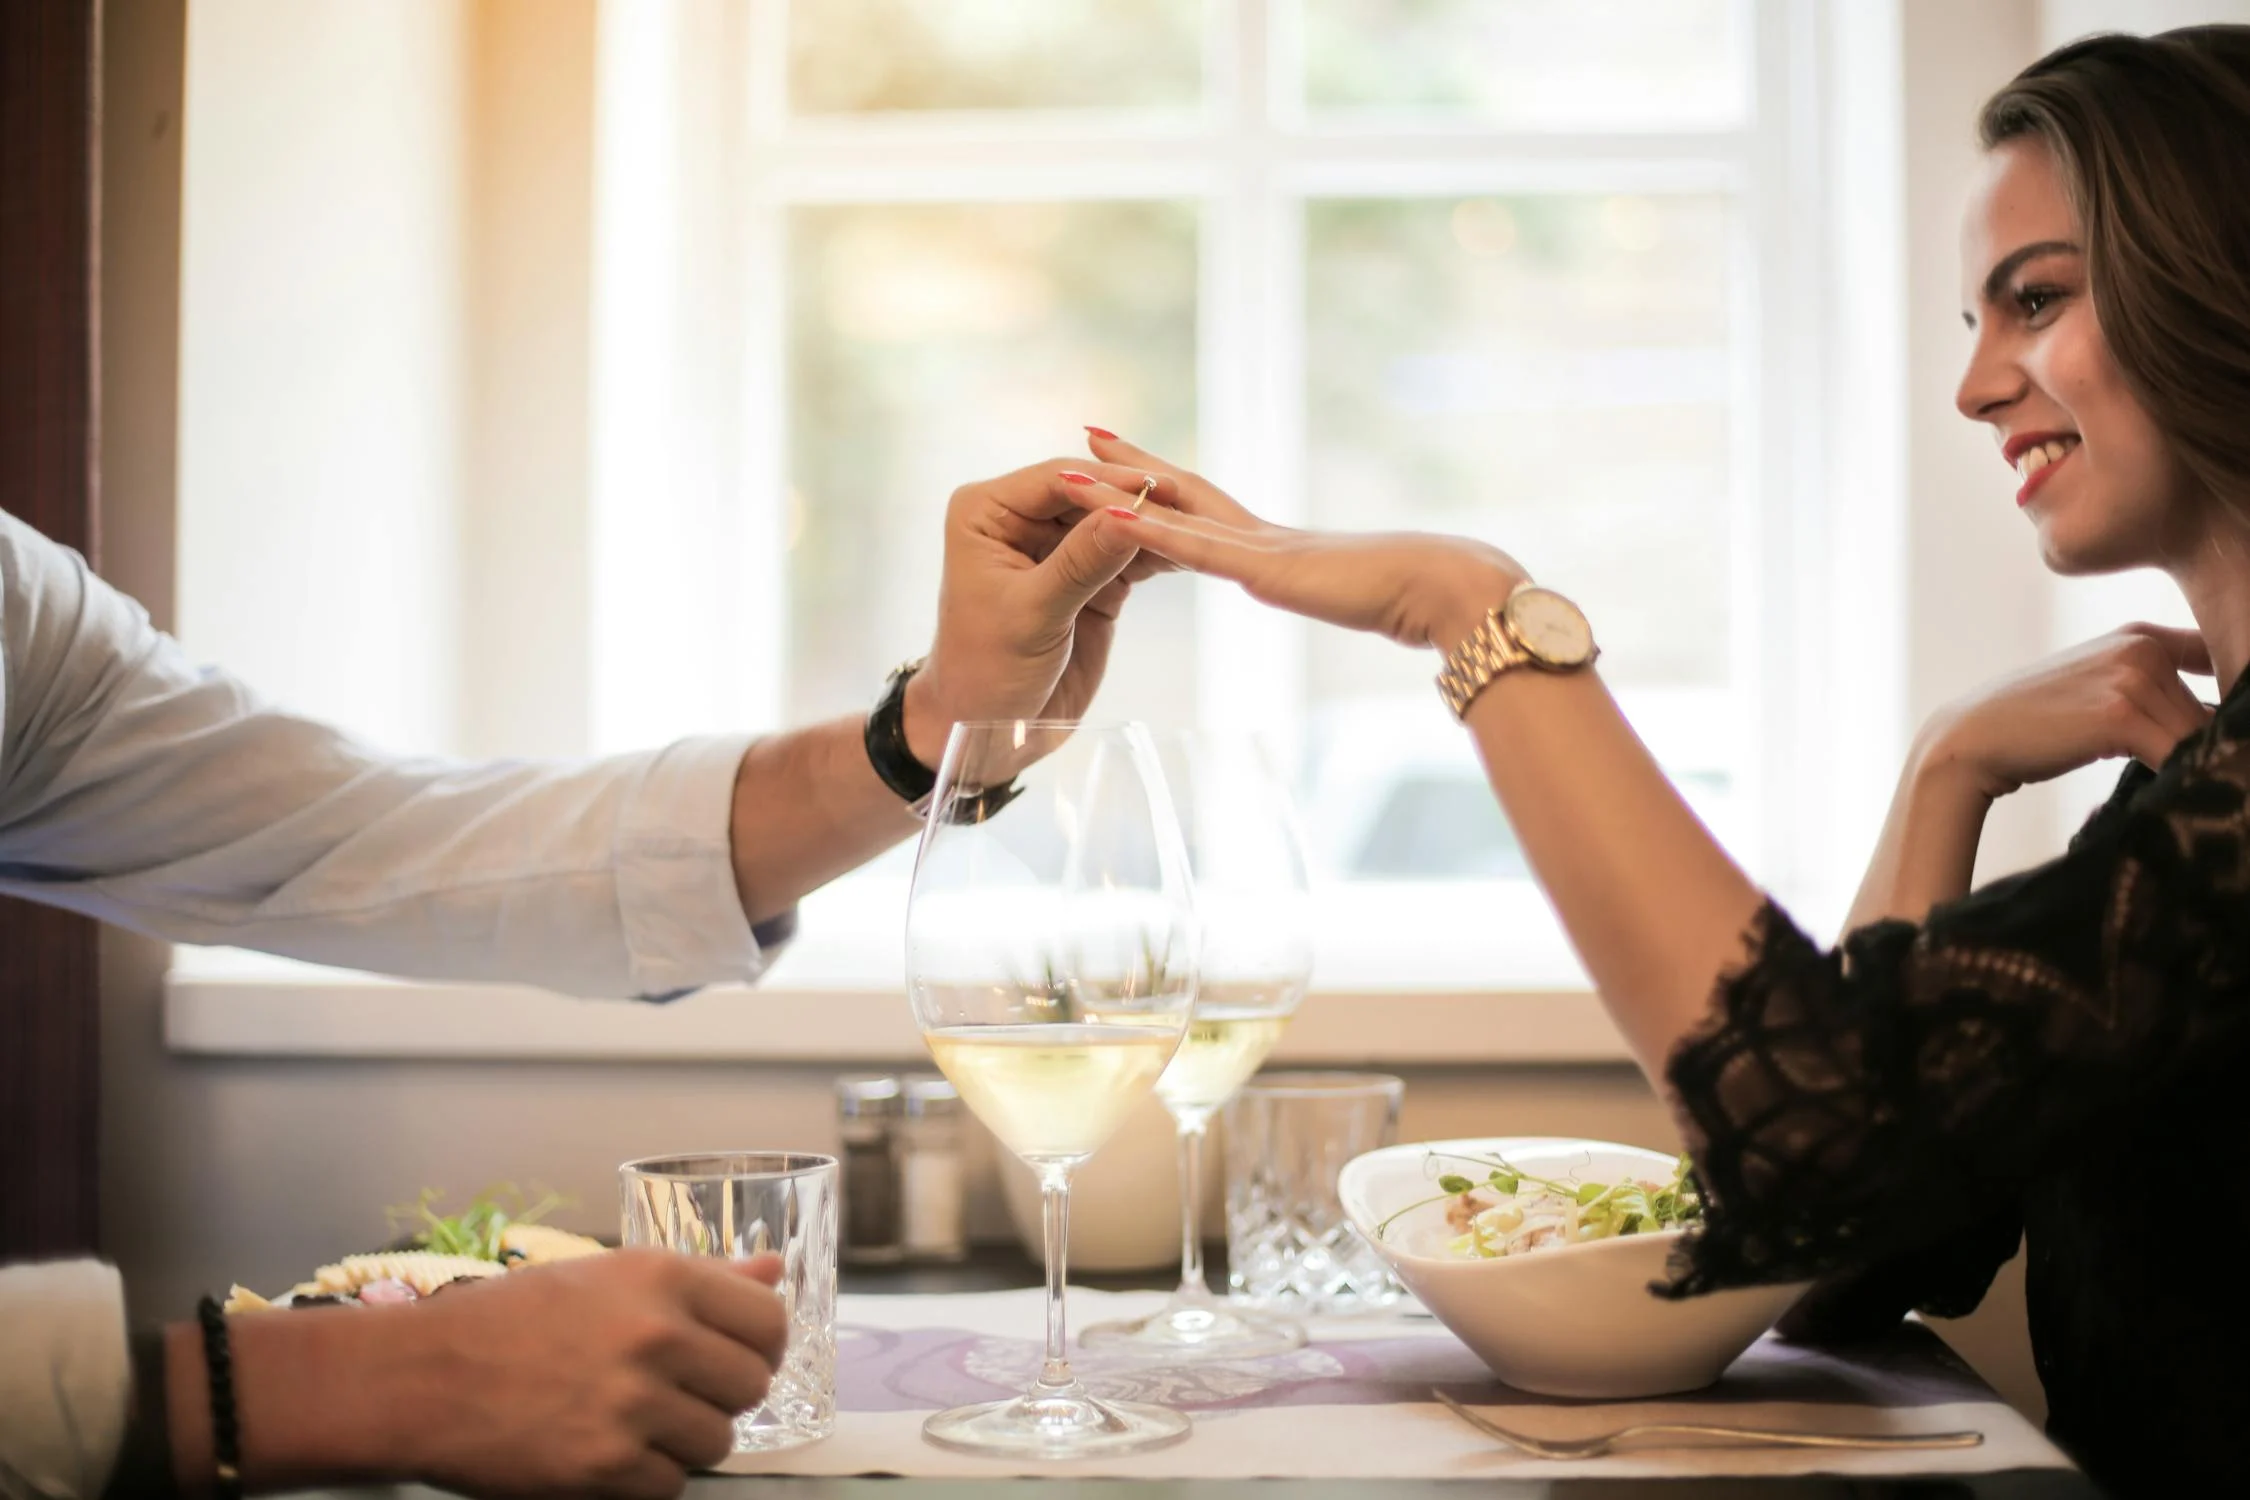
top-left (1338, 1137), bottom-right (1808, 1399)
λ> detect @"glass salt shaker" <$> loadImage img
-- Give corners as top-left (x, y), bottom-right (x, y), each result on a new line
top-left (898, 1074), bottom-right (968, 1262)
top-left (834, 1075), bottom-right (904, 1264)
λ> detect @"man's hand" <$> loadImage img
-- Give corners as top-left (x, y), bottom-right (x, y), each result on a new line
top-left (902, 458), bottom-right (1171, 766)
top-left (180, 1250), bottom-right (789, 1499)
top-left (394, 1250), bottom-right (786, 1497)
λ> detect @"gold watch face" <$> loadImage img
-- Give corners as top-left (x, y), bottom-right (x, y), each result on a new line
top-left (1504, 587), bottom-right (1595, 667)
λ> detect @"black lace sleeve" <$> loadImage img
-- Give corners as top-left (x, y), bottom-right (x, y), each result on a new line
top-left (1662, 687), bottom-right (2250, 1300)
top-left (1771, 1206), bottom-right (2021, 1342)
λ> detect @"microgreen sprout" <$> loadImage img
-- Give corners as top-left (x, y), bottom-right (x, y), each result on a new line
top-left (1375, 1151), bottom-right (1703, 1248)
top-left (386, 1184), bottom-right (569, 1261)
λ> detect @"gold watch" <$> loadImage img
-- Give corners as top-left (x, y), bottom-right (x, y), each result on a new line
top-left (1435, 581), bottom-right (1599, 720)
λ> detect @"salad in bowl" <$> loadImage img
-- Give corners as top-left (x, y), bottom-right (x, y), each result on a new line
top-left (1339, 1137), bottom-right (1808, 1398)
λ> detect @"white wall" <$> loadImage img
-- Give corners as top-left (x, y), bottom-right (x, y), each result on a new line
top-left (176, 0), bottom-right (469, 754)
top-left (459, 0), bottom-right (600, 759)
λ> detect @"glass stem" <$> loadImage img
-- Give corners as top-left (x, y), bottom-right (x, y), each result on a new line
top-left (1174, 1119), bottom-right (1210, 1302)
top-left (1038, 1166), bottom-right (1076, 1391)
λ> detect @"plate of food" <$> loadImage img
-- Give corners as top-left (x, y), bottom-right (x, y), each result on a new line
top-left (1339, 1138), bottom-right (1809, 1399)
top-left (222, 1189), bottom-right (608, 1312)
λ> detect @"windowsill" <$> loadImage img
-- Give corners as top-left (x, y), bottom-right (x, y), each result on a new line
top-left (162, 878), bottom-right (1634, 1065)
top-left (162, 966), bottom-right (1629, 1065)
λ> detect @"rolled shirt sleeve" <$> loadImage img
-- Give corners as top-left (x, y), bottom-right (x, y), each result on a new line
top-left (0, 1261), bottom-right (129, 1500)
top-left (0, 510), bottom-right (785, 999)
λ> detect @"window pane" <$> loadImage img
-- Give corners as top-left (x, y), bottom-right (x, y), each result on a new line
top-left (1301, 194), bottom-right (1736, 880)
top-left (1298, 0), bottom-right (1748, 130)
top-left (787, 202), bottom-right (1199, 733)
top-left (789, 0), bottom-right (1204, 114)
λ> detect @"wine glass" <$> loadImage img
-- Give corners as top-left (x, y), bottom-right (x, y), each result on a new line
top-left (906, 720), bottom-right (1199, 1458)
top-left (1080, 731), bottom-right (1315, 1359)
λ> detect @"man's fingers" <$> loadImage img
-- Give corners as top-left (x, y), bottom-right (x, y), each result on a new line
top-left (1031, 510), bottom-right (1141, 623)
top-left (605, 1447), bottom-right (692, 1500)
top-left (1084, 576), bottom-right (1133, 622)
top-left (656, 1325), bottom-right (777, 1416)
top-left (733, 1252), bottom-right (784, 1287)
top-left (685, 1261), bottom-right (788, 1358)
top-left (641, 1388), bottom-right (740, 1474)
top-left (1119, 551), bottom-right (1178, 585)
top-left (2120, 621), bottom-right (2213, 674)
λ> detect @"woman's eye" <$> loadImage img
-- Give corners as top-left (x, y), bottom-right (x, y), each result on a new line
top-left (2014, 285), bottom-right (2065, 322)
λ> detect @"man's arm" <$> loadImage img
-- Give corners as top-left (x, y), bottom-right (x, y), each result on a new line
top-left (1, 462), bottom-right (1157, 994)
top-left (0, 507), bottom-right (767, 997)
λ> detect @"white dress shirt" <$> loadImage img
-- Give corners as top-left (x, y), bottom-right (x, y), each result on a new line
top-left (0, 508), bottom-right (787, 1496)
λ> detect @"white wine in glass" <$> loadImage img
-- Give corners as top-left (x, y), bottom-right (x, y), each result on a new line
top-left (924, 1022), bottom-right (1177, 1168)
top-left (1081, 733), bottom-right (1314, 1360)
top-left (907, 721), bottom-right (1198, 1459)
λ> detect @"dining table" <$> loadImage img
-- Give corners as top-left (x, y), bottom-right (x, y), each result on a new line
top-left (292, 1243), bottom-right (2100, 1499)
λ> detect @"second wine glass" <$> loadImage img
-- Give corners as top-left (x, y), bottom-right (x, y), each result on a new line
top-left (1080, 731), bottom-right (1315, 1360)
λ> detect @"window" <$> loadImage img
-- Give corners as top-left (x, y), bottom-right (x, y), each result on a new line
top-left (581, 0), bottom-right (1822, 987)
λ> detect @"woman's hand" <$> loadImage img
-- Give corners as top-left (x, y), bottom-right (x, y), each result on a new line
top-left (1077, 432), bottom-right (1527, 650)
top-left (1916, 624), bottom-right (2214, 801)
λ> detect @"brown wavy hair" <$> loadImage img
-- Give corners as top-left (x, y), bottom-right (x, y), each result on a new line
top-left (1978, 27), bottom-right (2250, 510)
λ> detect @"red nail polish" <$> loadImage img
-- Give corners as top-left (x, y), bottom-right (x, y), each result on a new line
top-left (1059, 471), bottom-right (1097, 485)
top-left (1104, 507), bottom-right (1139, 521)
top-left (1084, 426), bottom-right (1119, 441)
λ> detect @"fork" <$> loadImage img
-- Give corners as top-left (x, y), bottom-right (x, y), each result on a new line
top-left (1432, 1390), bottom-right (1984, 1460)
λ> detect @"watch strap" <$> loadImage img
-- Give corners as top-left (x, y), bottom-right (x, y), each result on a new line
top-left (864, 660), bottom-right (1024, 824)
top-left (1435, 608), bottom-right (1530, 721)
top-left (864, 658), bottom-right (938, 804)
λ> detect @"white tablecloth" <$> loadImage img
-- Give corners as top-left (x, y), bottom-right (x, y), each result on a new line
top-left (708, 1288), bottom-right (2074, 1481)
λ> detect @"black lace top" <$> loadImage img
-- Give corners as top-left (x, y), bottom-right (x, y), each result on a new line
top-left (1665, 671), bottom-right (2250, 1494)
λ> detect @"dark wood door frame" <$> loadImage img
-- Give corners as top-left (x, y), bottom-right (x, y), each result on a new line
top-left (1, 0), bottom-right (102, 1259)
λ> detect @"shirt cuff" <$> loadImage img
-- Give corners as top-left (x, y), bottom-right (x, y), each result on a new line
top-left (0, 1259), bottom-right (132, 1499)
top-left (614, 735), bottom-right (795, 998)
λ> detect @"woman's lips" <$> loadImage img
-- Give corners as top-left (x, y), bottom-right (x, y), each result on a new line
top-left (2015, 442), bottom-right (2077, 507)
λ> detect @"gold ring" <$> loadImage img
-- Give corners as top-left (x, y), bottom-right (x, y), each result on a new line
top-left (1133, 474), bottom-right (1159, 512)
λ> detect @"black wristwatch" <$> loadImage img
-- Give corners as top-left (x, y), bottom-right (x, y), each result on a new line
top-left (865, 658), bottom-right (941, 807)
top-left (864, 659), bottom-right (1021, 823)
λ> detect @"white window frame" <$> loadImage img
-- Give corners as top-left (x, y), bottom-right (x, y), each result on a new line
top-left (582, 0), bottom-right (1860, 992)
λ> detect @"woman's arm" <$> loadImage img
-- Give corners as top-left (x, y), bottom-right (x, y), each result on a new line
top-left (1081, 435), bottom-right (2213, 1079)
top-left (1847, 628), bottom-right (2210, 932)
top-left (1057, 477), bottom-right (1762, 1076)
top-left (1843, 744), bottom-right (1993, 933)
top-left (1081, 434), bottom-right (2243, 1295)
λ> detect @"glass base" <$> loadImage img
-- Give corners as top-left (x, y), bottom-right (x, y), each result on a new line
top-left (1079, 1294), bottom-right (1307, 1360)
top-left (920, 1385), bottom-right (1192, 1459)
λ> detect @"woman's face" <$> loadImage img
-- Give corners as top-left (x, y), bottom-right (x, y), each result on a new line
top-left (1956, 138), bottom-right (2197, 575)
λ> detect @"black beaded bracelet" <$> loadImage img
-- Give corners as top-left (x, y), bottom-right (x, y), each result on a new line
top-left (193, 1296), bottom-right (244, 1500)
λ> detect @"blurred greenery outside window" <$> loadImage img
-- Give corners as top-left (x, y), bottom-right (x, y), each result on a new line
top-left (748, 0), bottom-right (1779, 978)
